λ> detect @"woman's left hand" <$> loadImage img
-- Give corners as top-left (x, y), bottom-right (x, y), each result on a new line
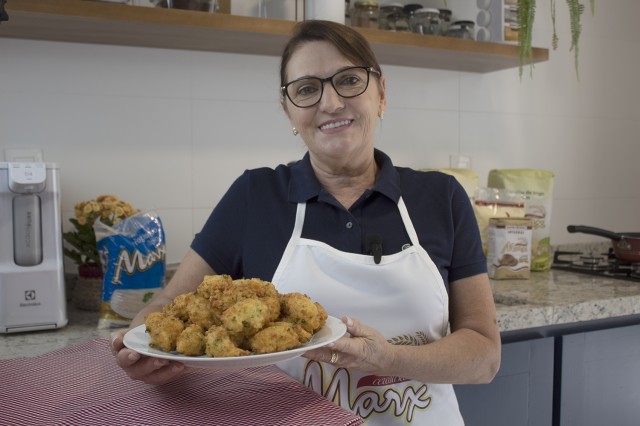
top-left (303, 316), bottom-right (393, 375)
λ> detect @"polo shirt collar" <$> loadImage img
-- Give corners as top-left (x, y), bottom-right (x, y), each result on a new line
top-left (288, 149), bottom-right (401, 203)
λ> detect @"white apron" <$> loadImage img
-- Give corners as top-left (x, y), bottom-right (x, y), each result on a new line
top-left (272, 198), bottom-right (465, 425)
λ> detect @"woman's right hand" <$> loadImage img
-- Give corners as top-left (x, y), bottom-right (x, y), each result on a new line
top-left (110, 328), bottom-right (186, 385)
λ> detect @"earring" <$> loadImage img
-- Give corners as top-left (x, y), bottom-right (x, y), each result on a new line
top-left (292, 127), bottom-right (299, 136)
top-left (379, 110), bottom-right (385, 120)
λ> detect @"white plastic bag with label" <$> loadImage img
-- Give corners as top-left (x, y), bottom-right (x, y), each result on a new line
top-left (94, 211), bottom-right (166, 329)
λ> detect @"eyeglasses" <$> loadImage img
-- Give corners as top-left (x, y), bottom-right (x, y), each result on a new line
top-left (281, 66), bottom-right (380, 108)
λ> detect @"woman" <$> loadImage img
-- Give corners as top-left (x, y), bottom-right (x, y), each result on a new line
top-left (111, 20), bottom-right (500, 425)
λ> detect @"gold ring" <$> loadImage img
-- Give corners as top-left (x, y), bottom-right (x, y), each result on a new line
top-left (329, 350), bottom-right (339, 364)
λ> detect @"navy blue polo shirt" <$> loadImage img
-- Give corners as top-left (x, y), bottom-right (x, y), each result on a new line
top-left (191, 149), bottom-right (486, 291)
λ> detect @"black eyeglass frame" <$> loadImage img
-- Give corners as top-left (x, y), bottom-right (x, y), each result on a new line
top-left (280, 66), bottom-right (381, 108)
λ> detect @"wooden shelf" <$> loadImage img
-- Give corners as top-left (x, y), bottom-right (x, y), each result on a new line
top-left (1, 0), bottom-right (548, 73)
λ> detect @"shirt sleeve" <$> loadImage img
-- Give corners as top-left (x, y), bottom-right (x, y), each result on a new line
top-left (191, 172), bottom-right (249, 277)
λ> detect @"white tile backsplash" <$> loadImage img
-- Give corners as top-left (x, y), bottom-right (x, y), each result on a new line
top-left (1, 0), bottom-right (640, 267)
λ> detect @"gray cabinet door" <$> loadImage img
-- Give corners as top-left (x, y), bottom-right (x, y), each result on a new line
top-left (455, 337), bottom-right (554, 426)
top-left (559, 324), bottom-right (640, 426)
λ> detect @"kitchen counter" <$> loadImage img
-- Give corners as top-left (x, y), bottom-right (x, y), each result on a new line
top-left (2, 269), bottom-right (640, 359)
top-left (0, 305), bottom-right (111, 360)
top-left (493, 268), bottom-right (640, 333)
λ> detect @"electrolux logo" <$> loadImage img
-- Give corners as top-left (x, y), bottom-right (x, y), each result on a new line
top-left (20, 289), bottom-right (41, 307)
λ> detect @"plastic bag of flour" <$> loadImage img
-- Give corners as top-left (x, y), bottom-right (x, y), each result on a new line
top-left (94, 211), bottom-right (166, 329)
top-left (487, 169), bottom-right (555, 271)
top-left (420, 168), bottom-right (479, 199)
top-left (473, 187), bottom-right (527, 255)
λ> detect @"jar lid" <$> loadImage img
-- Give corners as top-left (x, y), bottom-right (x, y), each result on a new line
top-left (355, 1), bottom-right (379, 6)
top-left (453, 20), bottom-right (475, 26)
top-left (380, 2), bottom-right (404, 7)
top-left (416, 7), bottom-right (440, 14)
top-left (403, 4), bottom-right (423, 14)
top-left (438, 9), bottom-right (452, 14)
top-left (380, 5), bottom-right (404, 12)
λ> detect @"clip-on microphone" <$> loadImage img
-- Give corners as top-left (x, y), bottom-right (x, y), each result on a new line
top-left (366, 234), bottom-right (383, 265)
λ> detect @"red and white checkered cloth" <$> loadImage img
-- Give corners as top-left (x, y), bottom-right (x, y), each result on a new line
top-left (0, 338), bottom-right (363, 426)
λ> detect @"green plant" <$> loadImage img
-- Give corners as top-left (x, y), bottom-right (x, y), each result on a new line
top-left (518, 0), bottom-right (595, 80)
top-left (63, 195), bottom-right (138, 268)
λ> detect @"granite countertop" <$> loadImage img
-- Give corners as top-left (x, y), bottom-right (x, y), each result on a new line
top-left (0, 306), bottom-right (110, 360)
top-left (2, 268), bottom-right (640, 360)
top-left (493, 269), bottom-right (640, 332)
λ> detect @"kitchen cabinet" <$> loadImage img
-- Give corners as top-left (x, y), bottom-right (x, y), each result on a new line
top-left (1, 0), bottom-right (549, 73)
top-left (454, 316), bottom-right (640, 426)
top-left (455, 338), bottom-right (555, 426)
top-left (558, 323), bottom-right (640, 426)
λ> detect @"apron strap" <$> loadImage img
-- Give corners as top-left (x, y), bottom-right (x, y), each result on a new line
top-left (397, 197), bottom-right (421, 247)
top-left (292, 203), bottom-right (306, 239)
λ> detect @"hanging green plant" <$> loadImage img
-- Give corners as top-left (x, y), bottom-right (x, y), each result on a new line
top-left (517, 0), bottom-right (536, 78)
top-left (566, 0), bottom-right (585, 80)
top-left (518, 0), bottom-right (595, 80)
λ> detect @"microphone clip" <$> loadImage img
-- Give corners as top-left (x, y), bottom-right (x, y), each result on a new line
top-left (367, 234), bottom-right (383, 265)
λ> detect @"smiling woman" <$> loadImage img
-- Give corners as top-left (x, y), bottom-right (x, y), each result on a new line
top-left (110, 20), bottom-right (500, 426)
top-left (278, 23), bottom-right (386, 190)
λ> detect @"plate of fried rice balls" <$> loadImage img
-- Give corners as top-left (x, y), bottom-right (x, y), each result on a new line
top-left (123, 275), bottom-right (346, 368)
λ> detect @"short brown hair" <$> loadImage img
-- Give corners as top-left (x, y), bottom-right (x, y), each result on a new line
top-left (279, 20), bottom-right (382, 87)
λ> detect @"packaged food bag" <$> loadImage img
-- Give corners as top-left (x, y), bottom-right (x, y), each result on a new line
top-left (421, 168), bottom-right (479, 198)
top-left (94, 211), bottom-right (166, 329)
top-left (487, 217), bottom-right (533, 280)
top-left (473, 187), bottom-right (527, 255)
top-left (488, 169), bottom-right (555, 271)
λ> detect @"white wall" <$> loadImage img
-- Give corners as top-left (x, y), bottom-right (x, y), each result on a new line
top-left (1, 0), bottom-right (639, 269)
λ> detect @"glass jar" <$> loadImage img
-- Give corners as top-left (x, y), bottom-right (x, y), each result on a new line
top-left (351, 1), bottom-right (379, 28)
top-left (411, 8), bottom-right (440, 35)
top-left (403, 3), bottom-right (423, 27)
top-left (438, 8), bottom-right (452, 35)
top-left (504, 24), bottom-right (519, 42)
top-left (378, 3), bottom-right (409, 32)
top-left (445, 20), bottom-right (475, 40)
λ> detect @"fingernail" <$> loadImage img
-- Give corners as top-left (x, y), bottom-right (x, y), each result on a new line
top-left (154, 359), bottom-right (167, 368)
top-left (171, 364), bottom-right (183, 373)
top-left (345, 316), bottom-right (353, 326)
top-left (128, 352), bottom-right (139, 361)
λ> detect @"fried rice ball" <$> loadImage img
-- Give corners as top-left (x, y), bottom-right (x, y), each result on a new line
top-left (221, 298), bottom-right (271, 336)
top-left (233, 278), bottom-right (278, 298)
top-left (259, 296), bottom-right (281, 323)
top-left (250, 322), bottom-right (302, 354)
top-left (145, 311), bottom-right (184, 352)
top-left (185, 293), bottom-right (221, 330)
top-left (176, 324), bottom-right (206, 356)
top-left (315, 302), bottom-right (328, 328)
top-left (280, 292), bottom-right (326, 333)
top-left (162, 292), bottom-right (191, 322)
top-left (209, 280), bottom-right (258, 312)
top-left (196, 274), bottom-right (233, 300)
top-left (164, 291), bottom-right (221, 330)
top-left (199, 277), bottom-right (277, 313)
top-left (205, 325), bottom-right (250, 357)
top-left (287, 321), bottom-right (313, 343)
